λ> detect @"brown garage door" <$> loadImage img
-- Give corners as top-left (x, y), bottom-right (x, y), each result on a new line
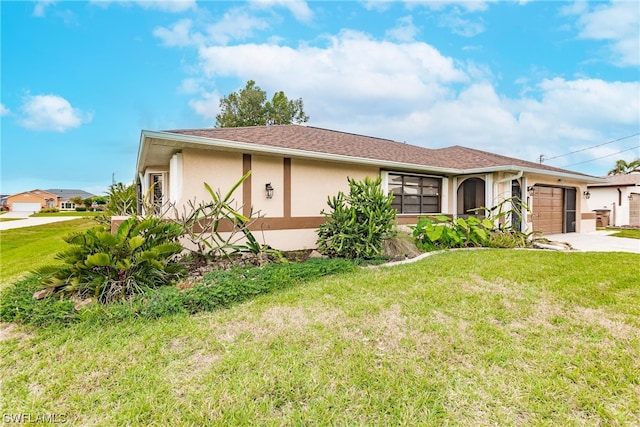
top-left (532, 186), bottom-right (563, 234)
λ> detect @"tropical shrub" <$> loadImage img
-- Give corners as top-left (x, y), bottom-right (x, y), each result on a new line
top-left (172, 171), bottom-right (274, 259)
top-left (412, 196), bottom-right (532, 251)
top-left (317, 176), bottom-right (396, 259)
top-left (35, 217), bottom-right (186, 304)
top-left (105, 182), bottom-right (137, 216)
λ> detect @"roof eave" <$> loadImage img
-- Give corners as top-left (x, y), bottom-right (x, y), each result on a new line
top-left (138, 130), bottom-right (463, 175)
top-left (138, 130), bottom-right (605, 183)
top-left (463, 165), bottom-right (604, 183)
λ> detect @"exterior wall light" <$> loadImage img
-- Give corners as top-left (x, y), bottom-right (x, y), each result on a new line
top-left (265, 183), bottom-right (274, 199)
top-left (583, 190), bottom-right (591, 199)
top-left (527, 186), bottom-right (535, 196)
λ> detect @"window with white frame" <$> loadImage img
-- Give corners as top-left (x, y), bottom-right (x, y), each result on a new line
top-left (388, 173), bottom-right (441, 214)
top-left (61, 202), bottom-right (75, 210)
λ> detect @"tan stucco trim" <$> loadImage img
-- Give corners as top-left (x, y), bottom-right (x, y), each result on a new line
top-left (284, 158), bottom-right (292, 218)
top-left (243, 154), bottom-right (252, 218)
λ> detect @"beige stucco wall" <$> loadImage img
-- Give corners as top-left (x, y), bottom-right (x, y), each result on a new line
top-left (179, 148), bottom-right (244, 209)
top-left (251, 155), bottom-right (284, 218)
top-left (291, 158), bottom-right (379, 217)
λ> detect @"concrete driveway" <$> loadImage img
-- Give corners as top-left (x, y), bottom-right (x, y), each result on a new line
top-left (0, 212), bottom-right (85, 231)
top-left (545, 231), bottom-right (640, 254)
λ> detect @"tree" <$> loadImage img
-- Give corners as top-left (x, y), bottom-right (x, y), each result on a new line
top-left (607, 159), bottom-right (640, 176)
top-left (215, 80), bottom-right (309, 127)
top-left (70, 196), bottom-right (84, 207)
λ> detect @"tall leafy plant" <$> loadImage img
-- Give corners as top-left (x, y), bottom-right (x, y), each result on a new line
top-left (317, 176), bottom-right (396, 259)
top-left (172, 171), bottom-right (268, 259)
top-left (412, 196), bottom-right (532, 251)
top-left (35, 217), bottom-right (186, 303)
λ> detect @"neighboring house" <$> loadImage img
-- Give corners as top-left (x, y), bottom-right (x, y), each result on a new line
top-left (587, 173), bottom-right (640, 227)
top-left (7, 190), bottom-right (58, 212)
top-left (45, 189), bottom-right (96, 210)
top-left (7, 189), bottom-right (95, 212)
top-left (136, 125), bottom-right (603, 251)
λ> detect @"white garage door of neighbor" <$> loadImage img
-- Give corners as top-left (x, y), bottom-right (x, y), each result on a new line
top-left (11, 202), bottom-right (42, 212)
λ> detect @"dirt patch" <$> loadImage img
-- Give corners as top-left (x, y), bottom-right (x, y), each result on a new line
top-left (183, 250), bottom-right (315, 280)
top-left (0, 323), bottom-right (34, 342)
top-left (571, 306), bottom-right (639, 340)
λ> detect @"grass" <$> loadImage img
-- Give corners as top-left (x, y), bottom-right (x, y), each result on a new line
top-left (608, 228), bottom-right (640, 239)
top-left (0, 219), bottom-right (96, 287)
top-left (31, 211), bottom-right (105, 217)
top-left (1, 249), bottom-right (639, 425)
top-left (0, 217), bottom-right (23, 222)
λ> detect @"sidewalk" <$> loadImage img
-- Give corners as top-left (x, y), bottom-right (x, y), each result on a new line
top-left (545, 231), bottom-right (640, 254)
top-left (0, 212), bottom-right (85, 231)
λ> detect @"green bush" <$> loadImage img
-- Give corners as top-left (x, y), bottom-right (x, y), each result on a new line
top-left (75, 207), bottom-right (88, 212)
top-left (183, 258), bottom-right (357, 313)
top-left (0, 276), bottom-right (76, 326)
top-left (317, 176), bottom-right (396, 259)
top-left (40, 207), bottom-right (60, 213)
top-left (412, 197), bottom-right (532, 251)
top-left (35, 217), bottom-right (186, 304)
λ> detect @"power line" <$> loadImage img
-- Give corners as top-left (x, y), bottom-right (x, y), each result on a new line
top-left (543, 132), bottom-right (640, 162)
top-left (564, 145), bottom-right (640, 167)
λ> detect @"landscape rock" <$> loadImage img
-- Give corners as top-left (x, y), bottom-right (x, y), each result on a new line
top-left (33, 287), bottom-right (55, 300)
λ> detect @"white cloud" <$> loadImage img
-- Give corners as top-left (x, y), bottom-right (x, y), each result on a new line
top-left (386, 15), bottom-right (420, 42)
top-left (0, 104), bottom-right (10, 116)
top-left (438, 13), bottom-right (485, 37)
top-left (567, 1), bottom-right (639, 67)
top-left (249, 0), bottom-right (313, 22)
top-left (161, 14), bottom-right (637, 174)
top-left (33, 0), bottom-right (55, 17)
top-left (188, 91), bottom-right (221, 121)
top-left (408, 0), bottom-right (495, 13)
top-left (153, 9), bottom-right (269, 47)
top-left (153, 19), bottom-right (199, 47)
top-left (18, 94), bottom-right (93, 132)
top-left (205, 8), bottom-right (270, 45)
top-left (89, 0), bottom-right (196, 13)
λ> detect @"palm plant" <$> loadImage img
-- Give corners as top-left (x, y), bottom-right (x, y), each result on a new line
top-left (607, 159), bottom-right (640, 176)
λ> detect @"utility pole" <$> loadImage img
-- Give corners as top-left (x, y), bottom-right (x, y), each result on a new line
top-left (538, 155), bottom-right (545, 164)
top-left (112, 172), bottom-right (115, 186)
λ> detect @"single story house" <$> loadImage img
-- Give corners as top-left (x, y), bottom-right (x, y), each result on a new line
top-left (7, 189), bottom-right (95, 212)
top-left (136, 125), bottom-right (603, 251)
top-left (587, 173), bottom-right (640, 227)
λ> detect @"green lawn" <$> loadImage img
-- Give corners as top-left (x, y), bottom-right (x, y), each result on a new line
top-left (0, 219), bottom-right (96, 287)
top-left (1, 249), bottom-right (638, 425)
top-left (31, 211), bottom-right (105, 217)
top-left (608, 228), bottom-right (640, 239)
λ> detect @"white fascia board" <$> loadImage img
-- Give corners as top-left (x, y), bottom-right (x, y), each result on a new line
top-left (139, 130), bottom-right (461, 175)
top-left (463, 165), bottom-right (604, 183)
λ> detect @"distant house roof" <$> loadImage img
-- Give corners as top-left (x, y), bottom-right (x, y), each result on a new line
top-left (588, 173), bottom-right (640, 188)
top-left (7, 189), bottom-right (58, 200)
top-left (138, 125), bottom-right (601, 182)
top-left (45, 189), bottom-right (96, 199)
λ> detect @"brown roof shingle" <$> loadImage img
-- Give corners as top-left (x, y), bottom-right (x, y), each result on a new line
top-left (164, 125), bottom-right (595, 177)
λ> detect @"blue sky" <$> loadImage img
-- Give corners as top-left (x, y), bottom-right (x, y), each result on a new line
top-left (1, 0), bottom-right (639, 196)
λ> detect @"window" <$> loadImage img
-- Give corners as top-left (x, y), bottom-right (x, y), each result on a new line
top-left (150, 173), bottom-right (164, 215)
top-left (388, 173), bottom-right (441, 214)
top-left (61, 202), bottom-right (75, 210)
